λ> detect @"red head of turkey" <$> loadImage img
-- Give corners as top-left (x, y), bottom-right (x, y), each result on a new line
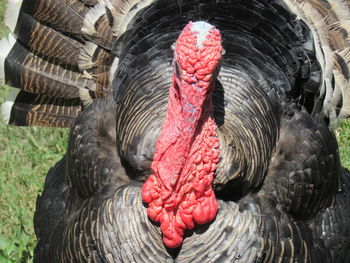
top-left (142, 21), bottom-right (223, 248)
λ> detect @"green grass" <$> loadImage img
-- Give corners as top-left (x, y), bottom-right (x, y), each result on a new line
top-left (338, 120), bottom-right (350, 169)
top-left (0, 85), bottom-right (69, 262)
top-left (0, 1), bottom-right (349, 262)
top-left (0, 0), bottom-right (7, 37)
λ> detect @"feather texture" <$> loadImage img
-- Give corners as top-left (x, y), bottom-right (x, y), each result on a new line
top-left (282, 0), bottom-right (350, 126)
top-left (0, 0), bottom-right (153, 126)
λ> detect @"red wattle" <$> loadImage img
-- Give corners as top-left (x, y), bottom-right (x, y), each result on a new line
top-left (142, 21), bottom-right (222, 248)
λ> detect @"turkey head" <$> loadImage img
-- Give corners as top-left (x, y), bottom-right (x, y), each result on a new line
top-left (142, 21), bottom-right (222, 248)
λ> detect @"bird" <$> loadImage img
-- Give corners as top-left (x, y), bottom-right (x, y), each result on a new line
top-left (1, 0), bottom-right (350, 262)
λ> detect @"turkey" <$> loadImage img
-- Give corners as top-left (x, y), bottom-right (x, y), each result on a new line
top-left (1, 0), bottom-right (350, 262)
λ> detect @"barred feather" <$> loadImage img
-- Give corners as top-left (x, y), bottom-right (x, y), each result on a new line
top-left (0, 0), bottom-right (153, 127)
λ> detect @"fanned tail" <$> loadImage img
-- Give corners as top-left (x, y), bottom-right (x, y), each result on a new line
top-left (283, 0), bottom-right (350, 127)
top-left (1, 0), bottom-right (154, 127)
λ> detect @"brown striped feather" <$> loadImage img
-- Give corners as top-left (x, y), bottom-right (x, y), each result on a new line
top-left (2, 0), bottom-right (160, 127)
top-left (8, 90), bottom-right (81, 127)
top-left (15, 12), bottom-right (83, 66)
top-left (82, 7), bottom-right (114, 50)
top-left (5, 42), bottom-right (95, 99)
top-left (20, 0), bottom-right (89, 37)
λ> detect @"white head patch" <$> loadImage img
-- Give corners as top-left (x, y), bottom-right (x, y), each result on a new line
top-left (190, 21), bottom-right (214, 49)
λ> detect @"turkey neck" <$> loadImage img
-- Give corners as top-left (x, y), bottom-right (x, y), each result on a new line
top-left (142, 21), bottom-right (222, 248)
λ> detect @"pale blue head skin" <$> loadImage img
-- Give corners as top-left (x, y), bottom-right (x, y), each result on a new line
top-left (190, 21), bottom-right (214, 49)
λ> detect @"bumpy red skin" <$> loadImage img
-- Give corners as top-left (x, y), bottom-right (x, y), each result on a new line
top-left (142, 22), bottom-right (222, 248)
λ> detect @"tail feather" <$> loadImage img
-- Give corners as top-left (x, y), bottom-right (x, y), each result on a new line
top-left (6, 90), bottom-right (81, 127)
top-left (283, 0), bottom-right (350, 126)
top-left (78, 42), bottom-right (114, 70)
top-left (110, 0), bottom-right (156, 38)
top-left (0, 0), bottom-right (157, 127)
top-left (20, 0), bottom-right (89, 38)
top-left (81, 1), bottom-right (114, 49)
top-left (15, 12), bottom-right (83, 66)
top-left (5, 41), bottom-right (95, 99)
top-left (333, 52), bottom-right (350, 120)
top-left (14, 8), bottom-right (115, 82)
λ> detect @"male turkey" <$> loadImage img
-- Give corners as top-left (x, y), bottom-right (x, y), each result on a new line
top-left (1, 0), bottom-right (350, 262)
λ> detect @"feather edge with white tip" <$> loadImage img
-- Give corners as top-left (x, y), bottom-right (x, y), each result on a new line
top-left (78, 42), bottom-right (99, 70)
top-left (81, 2), bottom-right (108, 35)
top-left (1, 87), bottom-right (20, 124)
top-left (0, 33), bottom-right (17, 85)
top-left (109, 57), bottom-right (119, 85)
top-left (5, 0), bottom-right (23, 33)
